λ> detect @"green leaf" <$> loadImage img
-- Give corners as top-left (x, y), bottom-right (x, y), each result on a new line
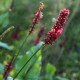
top-left (0, 63), bottom-right (4, 74)
top-left (45, 75), bottom-right (53, 80)
top-left (0, 12), bottom-right (9, 28)
top-left (46, 63), bottom-right (56, 76)
top-left (56, 76), bottom-right (69, 80)
top-left (0, 42), bottom-right (10, 50)
top-left (7, 76), bottom-right (13, 80)
top-left (15, 42), bottom-right (43, 80)
top-left (0, 0), bottom-right (12, 12)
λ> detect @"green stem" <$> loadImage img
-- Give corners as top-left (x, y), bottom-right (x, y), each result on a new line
top-left (13, 34), bottom-right (29, 63)
top-left (13, 44), bottom-right (44, 80)
top-left (23, 54), bottom-right (41, 78)
top-left (5, 78), bottom-right (7, 80)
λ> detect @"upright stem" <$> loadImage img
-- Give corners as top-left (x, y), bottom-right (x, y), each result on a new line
top-left (5, 78), bottom-right (7, 80)
top-left (13, 43), bottom-right (44, 80)
top-left (13, 34), bottom-right (29, 63)
top-left (23, 54), bottom-right (41, 78)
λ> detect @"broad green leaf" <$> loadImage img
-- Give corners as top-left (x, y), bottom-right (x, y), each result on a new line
top-left (15, 42), bottom-right (43, 80)
top-left (0, 42), bottom-right (10, 50)
top-left (0, 63), bottom-right (4, 74)
top-left (46, 63), bottom-right (56, 76)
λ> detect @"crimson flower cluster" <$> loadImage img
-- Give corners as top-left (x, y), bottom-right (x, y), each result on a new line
top-left (29, 2), bottom-right (44, 34)
top-left (35, 27), bottom-right (46, 45)
top-left (3, 55), bottom-right (16, 79)
top-left (4, 61), bottom-right (13, 78)
top-left (44, 8), bottom-right (69, 45)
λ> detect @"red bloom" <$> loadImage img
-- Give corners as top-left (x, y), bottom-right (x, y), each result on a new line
top-left (34, 27), bottom-right (46, 45)
top-left (12, 24), bottom-right (20, 40)
top-left (4, 61), bottom-right (13, 78)
top-left (44, 8), bottom-right (69, 45)
top-left (12, 32), bottom-right (19, 40)
top-left (4, 55), bottom-right (16, 79)
top-left (29, 2), bottom-right (44, 34)
top-left (33, 11), bottom-right (43, 24)
top-left (35, 39), bottom-right (41, 45)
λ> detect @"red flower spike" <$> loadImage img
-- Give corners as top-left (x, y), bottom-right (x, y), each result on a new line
top-left (44, 8), bottom-right (69, 45)
top-left (3, 55), bottom-right (16, 79)
top-left (12, 24), bottom-right (20, 40)
top-left (34, 26), bottom-right (46, 45)
top-left (29, 2), bottom-right (44, 34)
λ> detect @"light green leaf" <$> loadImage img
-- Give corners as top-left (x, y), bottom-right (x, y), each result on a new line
top-left (0, 63), bottom-right (4, 74)
top-left (46, 63), bottom-right (56, 76)
top-left (56, 76), bottom-right (69, 80)
top-left (7, 76), bottom-right (13, 80)
top-left (0, 12), bottom-right (9, 28)
top-left (15, 42), bottom-right (43, 80)
top-left (0, 42), bottom-right (10, 50)
top-left (0, 0), bottom-right (12, 12)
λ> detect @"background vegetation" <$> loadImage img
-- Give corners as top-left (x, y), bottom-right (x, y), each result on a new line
top-left (0, 0), bottom-right (80, 80)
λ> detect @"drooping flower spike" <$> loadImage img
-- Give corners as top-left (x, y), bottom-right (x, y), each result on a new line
top-left (29, 2), bottom-right (44, 34)
top-left (35, 26), bottom-right (46, 45)
top-left (3, 55), bottom-right (16, 79)
top-left (44, 8), bottom-right (69, 45)
top-left (38, 27), bottom-right (46, 38)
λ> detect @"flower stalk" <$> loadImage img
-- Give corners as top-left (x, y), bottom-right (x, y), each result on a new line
top-left (13, 34), bottom-right (29, 63)
top-left (23, 54), bottom-right (41, 78)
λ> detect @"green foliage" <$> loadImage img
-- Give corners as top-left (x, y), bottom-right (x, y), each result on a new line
top-left (0, 63), bottom-right (4, 74)
top-left (15, 42), bottom-right (43, 80)
top-left (55, 76), bottom-right (69, 80)
top-left (0, 42), bottom-right (10, 50)
top-left (46, 63), bottom-right (56, 76)
top-left (0, 0), bottom-right (11, 13)
top-left (0, 12), bottom-right (9, 28)
top-left (0, 0), bottom-right (80, 80)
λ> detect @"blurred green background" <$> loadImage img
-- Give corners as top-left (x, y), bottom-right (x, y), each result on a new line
top-left (0, 0), bottom-right (80, 80)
